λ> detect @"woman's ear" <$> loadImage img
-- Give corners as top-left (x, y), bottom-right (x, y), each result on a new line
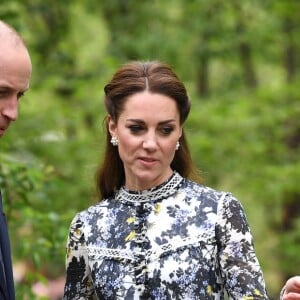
top-left (179, 126), bottom-right (183, 139)
top-left (107, 115), bottom-right (117, 136)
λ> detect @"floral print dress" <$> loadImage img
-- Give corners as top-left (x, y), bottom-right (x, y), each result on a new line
top-left (62, 172), bottom-right (268, 299)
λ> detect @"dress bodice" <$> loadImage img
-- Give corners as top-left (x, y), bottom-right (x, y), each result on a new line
top-left (63, 172), bottom-right (268, 299)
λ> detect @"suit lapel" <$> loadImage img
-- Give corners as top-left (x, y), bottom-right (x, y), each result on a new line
top-left (0, 258), bottom-right (8, 299)
top-left (0, 191), bottom-right (14, 299)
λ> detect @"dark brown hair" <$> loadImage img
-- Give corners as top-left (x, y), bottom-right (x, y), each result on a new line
top-left (96, 61), bottom-right (201, 199)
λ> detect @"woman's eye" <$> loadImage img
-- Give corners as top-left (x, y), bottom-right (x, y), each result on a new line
top-left (128, 125), bottom-right (144, 133)
top-left (160, 127), bottom-right (174, 135)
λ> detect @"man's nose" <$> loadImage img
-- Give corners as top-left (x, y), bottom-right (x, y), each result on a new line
top-left (3, 97), bottom-right (19, 121)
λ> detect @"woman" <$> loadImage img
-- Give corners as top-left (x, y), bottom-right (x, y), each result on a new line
top-left (62, 61), bottom-right (268, 299)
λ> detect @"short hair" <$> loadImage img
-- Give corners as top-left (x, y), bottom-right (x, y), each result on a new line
top-left (96, 61), bottom-right (201, 200)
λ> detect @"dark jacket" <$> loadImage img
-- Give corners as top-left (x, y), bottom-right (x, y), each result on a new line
top-left (0, 191), bottom-right (15, 300)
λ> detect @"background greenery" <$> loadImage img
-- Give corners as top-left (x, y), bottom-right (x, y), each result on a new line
top-left (0, 0), bottom-right (299, 299)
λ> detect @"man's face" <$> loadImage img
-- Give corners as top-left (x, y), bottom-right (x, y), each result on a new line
top-left (0, 43), bottom-right (31, 137)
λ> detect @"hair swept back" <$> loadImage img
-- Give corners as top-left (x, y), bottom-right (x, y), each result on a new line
top-left (96, 61), bottom-right (201, 200)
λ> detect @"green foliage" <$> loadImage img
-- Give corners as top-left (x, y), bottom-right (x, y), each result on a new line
top-left (0, 0), bottom-right (299, 298)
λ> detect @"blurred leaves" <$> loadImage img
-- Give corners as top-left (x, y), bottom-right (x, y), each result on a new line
top-left (0, 0), bottom-right (299, 298)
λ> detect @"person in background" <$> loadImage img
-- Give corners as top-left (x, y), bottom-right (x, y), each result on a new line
top-left (62, 60), bottom-right (268, 299)
top-left (281, 276), bottom-right (300, 300)
top-left (0, 20), bottom-right (32, 299)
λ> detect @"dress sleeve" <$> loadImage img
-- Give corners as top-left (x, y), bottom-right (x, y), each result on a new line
top-left (216, 193), bottom-right (269, 299)
top-left (62, 214), bottom-right (96, 300)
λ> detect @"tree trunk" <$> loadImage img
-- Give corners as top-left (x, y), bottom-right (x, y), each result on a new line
top-left (197, 54), bottom-right (209, 97)
top-left (233, 2), bottom-right (257, 89)
top-left (238, 41), bottom-right (257, 89)
top-left (283, 18), bottom-right (297, 82)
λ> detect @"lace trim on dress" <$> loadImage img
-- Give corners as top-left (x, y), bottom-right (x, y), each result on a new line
top-left (116, 171), bottom-right (183, 203)
top-left (88, 247), bottom-right (136, 261)
top-left (87, 233), bottom-right (215, 263)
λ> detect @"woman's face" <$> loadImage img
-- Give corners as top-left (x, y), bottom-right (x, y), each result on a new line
top-left (108, 91), bottom-right (182, 191)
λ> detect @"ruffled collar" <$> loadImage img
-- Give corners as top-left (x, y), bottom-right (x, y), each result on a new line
top-left (116, 171), bottom-right (183, 204)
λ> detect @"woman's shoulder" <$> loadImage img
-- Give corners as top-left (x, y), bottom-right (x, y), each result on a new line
top-left (70, 198), bottom-right (112, 224)
top-left (182, 178), bottom-right (231, 201)
top-left (182, 178), bottom-right (243, 210)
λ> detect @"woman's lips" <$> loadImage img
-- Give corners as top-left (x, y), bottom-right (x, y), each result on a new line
top-left (138, 157), bottom-right (157, 166)
top-left (140, 157), bottom-right (156, 162)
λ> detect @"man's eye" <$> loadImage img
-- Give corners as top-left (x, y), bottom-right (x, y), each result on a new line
top-left (0, 91), bottom-right (25, 100)
top-left (17, 92), bottom-right (25, 100)
top-left (0, 90), bottom-right (8, 98)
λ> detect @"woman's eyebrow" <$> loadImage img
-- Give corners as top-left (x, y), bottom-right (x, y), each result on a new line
top-left (126, 119), bottom-right (176, 124)
top-left (126, 119), bottom-right (144, 124)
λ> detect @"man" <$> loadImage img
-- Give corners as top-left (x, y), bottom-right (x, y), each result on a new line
top-left (0, 20), bottom-right (32, 300)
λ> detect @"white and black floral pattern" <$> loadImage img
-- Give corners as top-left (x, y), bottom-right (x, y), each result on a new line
top-left (63, 172), bottom-right (268, 299)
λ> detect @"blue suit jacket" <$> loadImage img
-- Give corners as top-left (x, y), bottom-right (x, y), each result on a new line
top-left (0, 191), bottom-right (15, 300)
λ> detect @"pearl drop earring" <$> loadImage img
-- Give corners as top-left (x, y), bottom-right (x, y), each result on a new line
top-left (111, 136), bottom-right (119, 146)
top-left (175, 141), bottom-right (180, 150)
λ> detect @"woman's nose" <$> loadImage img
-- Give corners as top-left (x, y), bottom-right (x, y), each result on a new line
top-left (142, 134), bottom-right (158, 150)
